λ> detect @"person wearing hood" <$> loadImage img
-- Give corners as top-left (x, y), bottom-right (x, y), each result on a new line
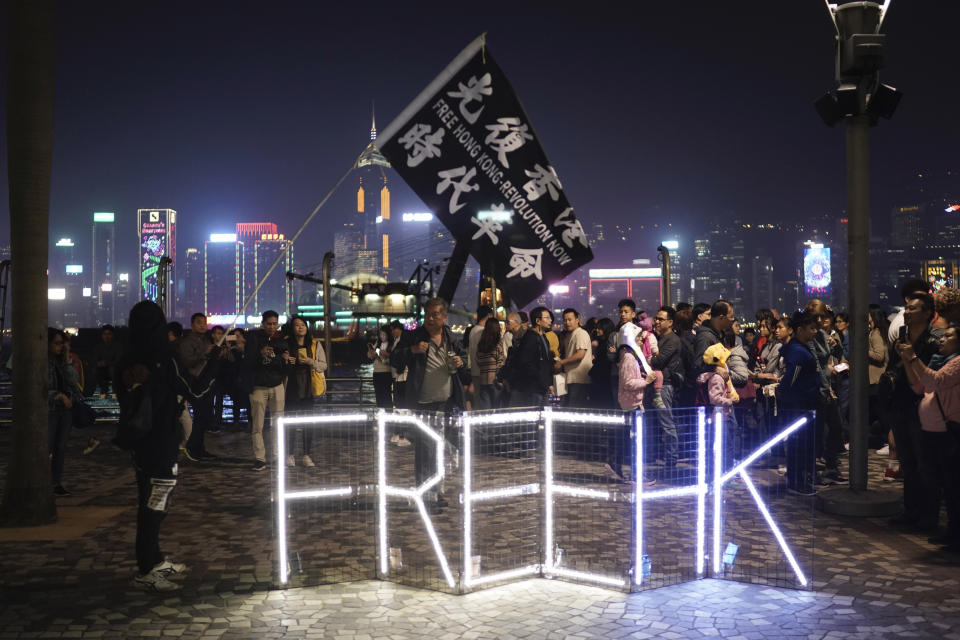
top-left (608, 323), bottom-right (657, 486)
top-left (118, 300), bottom-right (216, 592)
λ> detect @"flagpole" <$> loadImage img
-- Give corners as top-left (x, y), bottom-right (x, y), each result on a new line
top-left (376, 34), bottom-right (485, 146)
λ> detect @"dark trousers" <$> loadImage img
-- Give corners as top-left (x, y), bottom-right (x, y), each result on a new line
top-left (816, 397), bottom-right (842, 469)
top-left (374, 372), bottom-right (393, 408)
top-left (95, 365), bottom-right (113, 395)
top-left (414, 401), bottom-right (447, 486)
top-left (647, 384), bottom-right (679, 466)
top-left (135, 462), bottom-right (177, 575)
top-left (564, 383), bottom-right (589, 408)
top-left (474, 384), bottom-right (498, 410)
top-left (892, 407), bottom-right (937, 524)
top-left (186, 391), bottom-right (214, 455)
top-left (922, 429), bottom-right (960, 540)
top-left (784, 408), bottom-right (816, 490)
top-left (48, 406), bottom-right (72, 485)
top-left (509, 390), bottom-right (545, 408)
top-left (607, 412), bottom-right (635, 479)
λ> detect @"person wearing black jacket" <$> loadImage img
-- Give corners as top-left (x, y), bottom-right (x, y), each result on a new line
top-left (693, 300), bottom-right (735, 380)
top-left (650, 306), bottom-right (682, 467)
top-left (889, 292), bottom-right (941, 529)
top-left (244, 310), bottom-right (290, 471)
top-left (390, 298), bottom-right (469, 490)
top-left (120, 300), bottom-right (214, 591)
top-left (505, 307), bottom-right (554, 407)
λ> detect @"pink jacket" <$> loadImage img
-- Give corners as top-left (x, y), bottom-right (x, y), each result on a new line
top-left (912, 355), bottom-right (960, 433)
top-left (697, 371), bottom-right (734, 407)
top-left (618, 352), bottom-right (649, 410)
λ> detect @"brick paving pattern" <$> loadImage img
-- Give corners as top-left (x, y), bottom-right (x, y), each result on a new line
top-left (2, 417), bottom-right (959, 639)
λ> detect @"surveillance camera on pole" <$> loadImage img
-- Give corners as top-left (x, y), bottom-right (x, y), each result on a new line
top-left (816, 1), bottom-right (901, 514)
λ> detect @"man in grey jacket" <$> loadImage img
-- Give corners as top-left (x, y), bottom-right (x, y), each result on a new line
top-left (179, 313), bottom-right (222, 461)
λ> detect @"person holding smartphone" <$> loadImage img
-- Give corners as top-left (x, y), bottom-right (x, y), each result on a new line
top-left (889, 292), bottom-right (940, 530)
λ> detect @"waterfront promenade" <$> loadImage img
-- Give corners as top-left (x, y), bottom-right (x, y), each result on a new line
top-left (1, 421), bottom-right (958, 639)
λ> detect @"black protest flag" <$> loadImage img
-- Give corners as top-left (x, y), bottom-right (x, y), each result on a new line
top-left (376, 36), bottom-right (593, 308)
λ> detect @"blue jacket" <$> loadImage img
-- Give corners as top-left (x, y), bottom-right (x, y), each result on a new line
top-left (778, 340), bottom-right (820, 412)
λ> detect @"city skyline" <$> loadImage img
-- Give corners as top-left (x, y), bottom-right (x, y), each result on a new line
top-left (3, 2), bottom-right (959, 324)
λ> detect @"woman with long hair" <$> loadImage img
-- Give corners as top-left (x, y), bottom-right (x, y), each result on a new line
top-left (119, 300), bottom-right (212, 591)
top-left (474, 318), bottom-right (505, 410)
top-left (284, 315), bottom-right (327, 467)
top-left (867, 307), bottom-right (896, 476)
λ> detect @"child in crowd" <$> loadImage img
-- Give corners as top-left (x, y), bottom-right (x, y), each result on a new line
top-left (698, 342), bottom-right (739, 411)
top-left (637, 313), bottom-right (666, 409)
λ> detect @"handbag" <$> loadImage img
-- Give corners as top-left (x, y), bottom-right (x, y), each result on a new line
top-left (311, 369), bottom-right (326, 396)
top-left (71, 399), bottom-right (98, 429)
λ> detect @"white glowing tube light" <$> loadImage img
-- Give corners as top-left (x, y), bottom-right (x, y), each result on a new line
top-left (470, 483), bottom-right (541, 502)
top-left (719, 416), bottom-right (808, 485)
top-left (713, 407), bottom-right (724, 575)
top-left (285, 488), bottom-right (352, 500)
top-left (276, 412), bottom-right (368, 584)
top-left (550, 410), bottom-right (627, 425)
top-left (642, 486), bottom-right (700, 501)
top-left (377, 411), bottom-right (454, 588)
top-left (553, 485), bottom-right (610, 500)
top-left (544, 407), bottom-right (555, 572)
top-left (634, 412), bottom-right (644, 585)
top-left (463, 411), bottom-right (541, 426)
top-left (738, 471), bottom-right (808, 587)
top-left (696, 409), bottom-right (707, 576)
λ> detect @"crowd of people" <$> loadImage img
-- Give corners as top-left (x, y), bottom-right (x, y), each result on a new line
top-left (368, 285), bottom-right (959, 553)
top-left (32, 277), bottom-right (960, 591)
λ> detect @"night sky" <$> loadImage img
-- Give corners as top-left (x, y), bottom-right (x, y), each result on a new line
top-left (1, 1), bottom-right (958, 274)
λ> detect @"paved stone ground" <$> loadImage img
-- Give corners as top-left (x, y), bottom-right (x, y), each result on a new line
top-left (1, 418), bottom-right (959, 639)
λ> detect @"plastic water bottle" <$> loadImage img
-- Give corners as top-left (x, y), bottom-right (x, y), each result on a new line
top-left (641, 554), bottom-right (652, 579)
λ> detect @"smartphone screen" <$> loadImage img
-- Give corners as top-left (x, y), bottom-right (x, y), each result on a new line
top-left (898, 325), bottom-right (907, 342)
top-left (835, 362), bottom-right (849, 372)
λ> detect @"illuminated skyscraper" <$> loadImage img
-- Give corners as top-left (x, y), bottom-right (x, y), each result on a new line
top-left (137, 209), bottom-right (177, 317)
top-left (204, 234), bottom-right (243, 318)
top-left (91, 212), bottom-right (116, 324)
top-left (352, 109), bottom-right (391, 277)
top-left (180, 248), bottom-right (203, 316)
top-left (254, 233), bottom-right (294, 316)
top-left (236, 222), bottom-right (277, 308)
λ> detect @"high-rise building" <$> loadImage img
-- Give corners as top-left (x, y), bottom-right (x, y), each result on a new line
top-left (236, 222), bottom-right (278, 309)
top-left (750, 256), bottom-right (774, 313)
top-left (333, 222), bottom-right (363, 279)
top-left (660, 238), bottom-right (684, 306)
top-left (351, 110), bottom-right (391, 278)
top-left (890, 204), bottom-right (924, 249)
top-left (180, 248), bottom-right (203, 318)
top-left (254, 233), bottom-right (294, 316)
top-left (204, 234), bottom-right (243, 319)
top-left (691, 237), bottom-right (711, 304)
top-left (137, 209), bottom-right (177, 317)
top-left (91, 212), bottom-right (116, 324)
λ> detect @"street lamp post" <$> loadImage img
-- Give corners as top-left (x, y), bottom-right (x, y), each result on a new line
top-left (816, 1), bottom-right (902, 515)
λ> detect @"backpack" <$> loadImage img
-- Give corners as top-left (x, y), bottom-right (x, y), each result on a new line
top-left (112, 382), bottom-right (153, 451)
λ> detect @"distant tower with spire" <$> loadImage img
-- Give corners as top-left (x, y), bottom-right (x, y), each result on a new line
top-left (335, 104), bottom-right (392, 280)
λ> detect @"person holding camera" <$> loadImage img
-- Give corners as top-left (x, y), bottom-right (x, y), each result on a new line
top-left (897, 323), bottom-right (960, 551)
top-left (889, 292), bottom-right (940, 529)
top-left (245, 310), bottom-right (289, 472)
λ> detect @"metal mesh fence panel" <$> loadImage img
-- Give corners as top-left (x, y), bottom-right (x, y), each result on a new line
top-left (463, 409), bottom-right (542, 589)
top-left (544, 407), bottom-right (635, 590)
top-left (274, 408), bottom-right (376, 588)
top-left (376, 410), bottom-right (462, 593)
top-left (636, 407), bottom-right (707, 591)
top-left (711, 408), bottom-right (816, 589)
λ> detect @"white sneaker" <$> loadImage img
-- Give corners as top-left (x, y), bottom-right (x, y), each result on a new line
top-left (876, 444), bottom-right (890, 456)
top-left (133, 569), bottom-right (181, 592)
top-left (390, 434), bottom-right (400, 444)
top-left (777, 464), bottom-right (787, 476)
top-left (287, 455), bottom-right (296, 467)
top-left (302, 455), bottom-right (316, 467)
top-left (153, 559), bottom-right (188, 576)
top-left (396, 437), bottom-right (411, 447)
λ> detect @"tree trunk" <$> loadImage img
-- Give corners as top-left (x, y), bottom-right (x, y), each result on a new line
top-left (0, 0), bottom-right (56, 526)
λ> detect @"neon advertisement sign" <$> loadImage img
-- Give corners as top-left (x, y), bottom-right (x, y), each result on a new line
top-left (274, 407), bottom-right (811, 592)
